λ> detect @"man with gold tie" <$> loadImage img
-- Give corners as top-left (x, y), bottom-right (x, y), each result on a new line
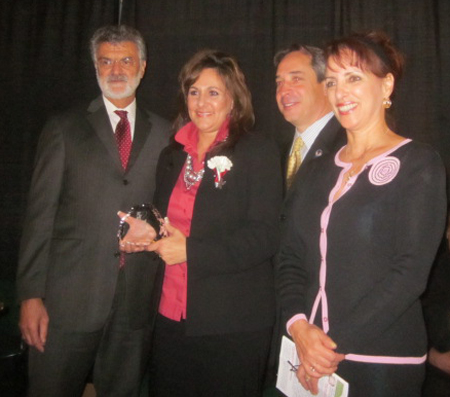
top-left (264, 44), bottom-right (346, 393)
top-left (274, 44), bottom-right (345, 192)
top-left (17, 25), bottom-right (170, 396)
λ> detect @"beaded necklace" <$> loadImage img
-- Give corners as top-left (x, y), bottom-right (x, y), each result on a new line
top-left (183, 154), bottom-right (205, 190)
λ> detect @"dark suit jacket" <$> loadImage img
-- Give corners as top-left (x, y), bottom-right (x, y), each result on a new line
top-left (153, 132), bottom-right (283, 336)
top-left (281, 116), bottom-right (346, 195)
top-left (16, 96), bottom-right (171, 331)
top-left (266, 116), bottom-right (346, 385)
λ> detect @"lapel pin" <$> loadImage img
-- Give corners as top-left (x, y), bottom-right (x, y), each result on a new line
top-left (315, 149), bottom-right (323, 157)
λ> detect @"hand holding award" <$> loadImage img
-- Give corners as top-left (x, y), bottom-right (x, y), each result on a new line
top-left (117, 204), bottom-right (166, 253)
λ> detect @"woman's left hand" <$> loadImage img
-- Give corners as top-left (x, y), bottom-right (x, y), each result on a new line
top-left (297, 364), bottom-right (320, 395)
top-left (149, 220), bottom-right (187, 265)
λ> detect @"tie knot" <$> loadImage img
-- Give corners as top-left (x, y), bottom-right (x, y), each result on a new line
top-left (292, 136), bottom-right (304, 153)
top-left (115, 110), bottom-right (128, 120)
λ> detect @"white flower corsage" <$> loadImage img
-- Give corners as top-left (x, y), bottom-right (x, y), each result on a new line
top-left (207, 156), bottom-right (233, 189)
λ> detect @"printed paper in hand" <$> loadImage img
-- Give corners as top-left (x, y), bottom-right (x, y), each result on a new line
top-left (276, 336), bottom-right (349, 397)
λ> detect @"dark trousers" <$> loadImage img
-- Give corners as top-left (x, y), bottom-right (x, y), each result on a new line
top-left (27, 270), bottom-right (152, 397)
top-left (148, 314), bottom-right (272, 397)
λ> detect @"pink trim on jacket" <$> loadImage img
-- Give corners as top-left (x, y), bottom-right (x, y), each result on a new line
top-left (289, 139), bottom-right (427, 365)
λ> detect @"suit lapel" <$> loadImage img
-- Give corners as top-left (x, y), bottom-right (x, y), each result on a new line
top-left (303, 116), bottom-right (345, 164)
top-left (157, 148), bottom-right (187, 215)
top-left (169, 149), bottom-right (187, 188)
top-left (283, 116), bottom-right (345, 196)
top-left (127, 106), bottom-right (152, 171)
top-left (86, 97), bottom-right (124, 171)
top-left (86, 98), bottom-right (159, 174)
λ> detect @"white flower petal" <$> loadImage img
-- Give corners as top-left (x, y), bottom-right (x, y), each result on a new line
top-left (207, 156), bottom-right (233, 172)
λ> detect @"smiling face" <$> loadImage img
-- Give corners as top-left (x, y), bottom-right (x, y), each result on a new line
top-left (275, 51), bottom-right (330, 132)
top-left (324, 51), bottom-right (393, 132)
top-left (95, 41), bottom-right (146, 108)
top-left (187, 68), bottom-right (234, 137)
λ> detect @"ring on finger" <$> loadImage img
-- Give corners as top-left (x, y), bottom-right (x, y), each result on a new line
top-left (310, 366), bottom-right (316, 372)
top-left (120, 214), bottom-right (130, 222)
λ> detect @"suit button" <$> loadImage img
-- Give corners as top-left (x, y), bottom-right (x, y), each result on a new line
top-left (280, 214), bottom-right (286, 221)
top-left (123, 179), bottom-right (129, 185)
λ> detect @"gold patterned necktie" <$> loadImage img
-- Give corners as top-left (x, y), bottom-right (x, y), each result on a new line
top-left (286, 136), bottom-right (304, 189)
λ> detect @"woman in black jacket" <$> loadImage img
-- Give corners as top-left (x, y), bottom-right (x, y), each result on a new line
top-left (119, 49), bottom-right (282, 397)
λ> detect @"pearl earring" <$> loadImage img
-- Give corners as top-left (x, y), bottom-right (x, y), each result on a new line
top-left (383, 98), bottom-right (392, 109)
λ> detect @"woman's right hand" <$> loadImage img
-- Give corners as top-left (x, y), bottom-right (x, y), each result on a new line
top-left (117, 211), bottom-right (157, 253)
top-left (290, 320), bottom-right (345, 394)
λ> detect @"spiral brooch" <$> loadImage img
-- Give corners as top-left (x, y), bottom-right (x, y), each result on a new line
top-left (368, 156), bottom-right (400, 186)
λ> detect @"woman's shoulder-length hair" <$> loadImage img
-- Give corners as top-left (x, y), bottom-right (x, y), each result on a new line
top-left (174, 49), bottom-right (255, 152)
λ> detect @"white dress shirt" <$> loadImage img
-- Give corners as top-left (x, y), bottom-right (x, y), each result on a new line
top-left (103, 96), bottom-right (137, 141)
top-left (289, 112), bottom-right (334, 159)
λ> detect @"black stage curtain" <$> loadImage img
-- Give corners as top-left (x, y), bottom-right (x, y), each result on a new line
top-left (1, 0), bottom-right (450, 278)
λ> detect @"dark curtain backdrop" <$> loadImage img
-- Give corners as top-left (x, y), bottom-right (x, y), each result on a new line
top-left (1, 0), bottom-right (449, 279)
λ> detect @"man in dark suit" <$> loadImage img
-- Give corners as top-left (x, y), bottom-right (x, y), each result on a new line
top-left (16, 25), bottom-right (170, 397)
top-left (264, 44), bottom-right (346, 394)
top-left (274, 44), bottom-right (345, 193)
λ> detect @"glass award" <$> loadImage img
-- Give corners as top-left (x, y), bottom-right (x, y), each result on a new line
top-left (117, 203), bottom-right (165, 241)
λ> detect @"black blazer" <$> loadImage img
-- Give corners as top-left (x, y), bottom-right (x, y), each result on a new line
top-left (153, 132), bottom-right (283, 336)
top-left (17, 97), bottom-right (171, 331)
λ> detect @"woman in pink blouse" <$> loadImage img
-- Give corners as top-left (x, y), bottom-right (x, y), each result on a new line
top-left (119, 49), bottom-right (282, 396)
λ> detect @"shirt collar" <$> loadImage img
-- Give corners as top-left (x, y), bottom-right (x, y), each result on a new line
top-left (291, 112), bottom-right (334, 156)
top-left (103, 96), bottom-right (137, 124)
top-left (175, 118), bottom-right (230, 158)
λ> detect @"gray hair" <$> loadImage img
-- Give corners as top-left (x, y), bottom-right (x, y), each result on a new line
top-left (90, 25), bottom-right (147, 63)
top-left (274, 44), bottom-right (326, 82)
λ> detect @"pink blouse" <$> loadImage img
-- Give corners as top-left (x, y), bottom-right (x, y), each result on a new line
top-left (158, 120), bottom-right (229, 321)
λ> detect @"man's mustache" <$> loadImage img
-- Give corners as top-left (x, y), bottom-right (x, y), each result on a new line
top-left (107, 75), bottom-right (128, 83)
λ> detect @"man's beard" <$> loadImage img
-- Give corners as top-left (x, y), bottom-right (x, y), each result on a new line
top-left (97, 73), bottom-right (142, 100)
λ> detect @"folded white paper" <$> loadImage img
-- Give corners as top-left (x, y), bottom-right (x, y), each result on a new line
top-left (276, 336), bottom-right (349, 397)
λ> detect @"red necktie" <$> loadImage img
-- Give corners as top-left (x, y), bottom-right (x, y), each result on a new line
top-left (114, 110), bottom-right (132, 170)
top-left (115, 111), bottom-right (132, 268)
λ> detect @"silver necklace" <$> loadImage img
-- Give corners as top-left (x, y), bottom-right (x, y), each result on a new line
top-left (184, 154), bottom-right (205, 190)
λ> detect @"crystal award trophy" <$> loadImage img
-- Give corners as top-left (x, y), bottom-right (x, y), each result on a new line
top-left (117, 203), bottom-right (166, 241)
